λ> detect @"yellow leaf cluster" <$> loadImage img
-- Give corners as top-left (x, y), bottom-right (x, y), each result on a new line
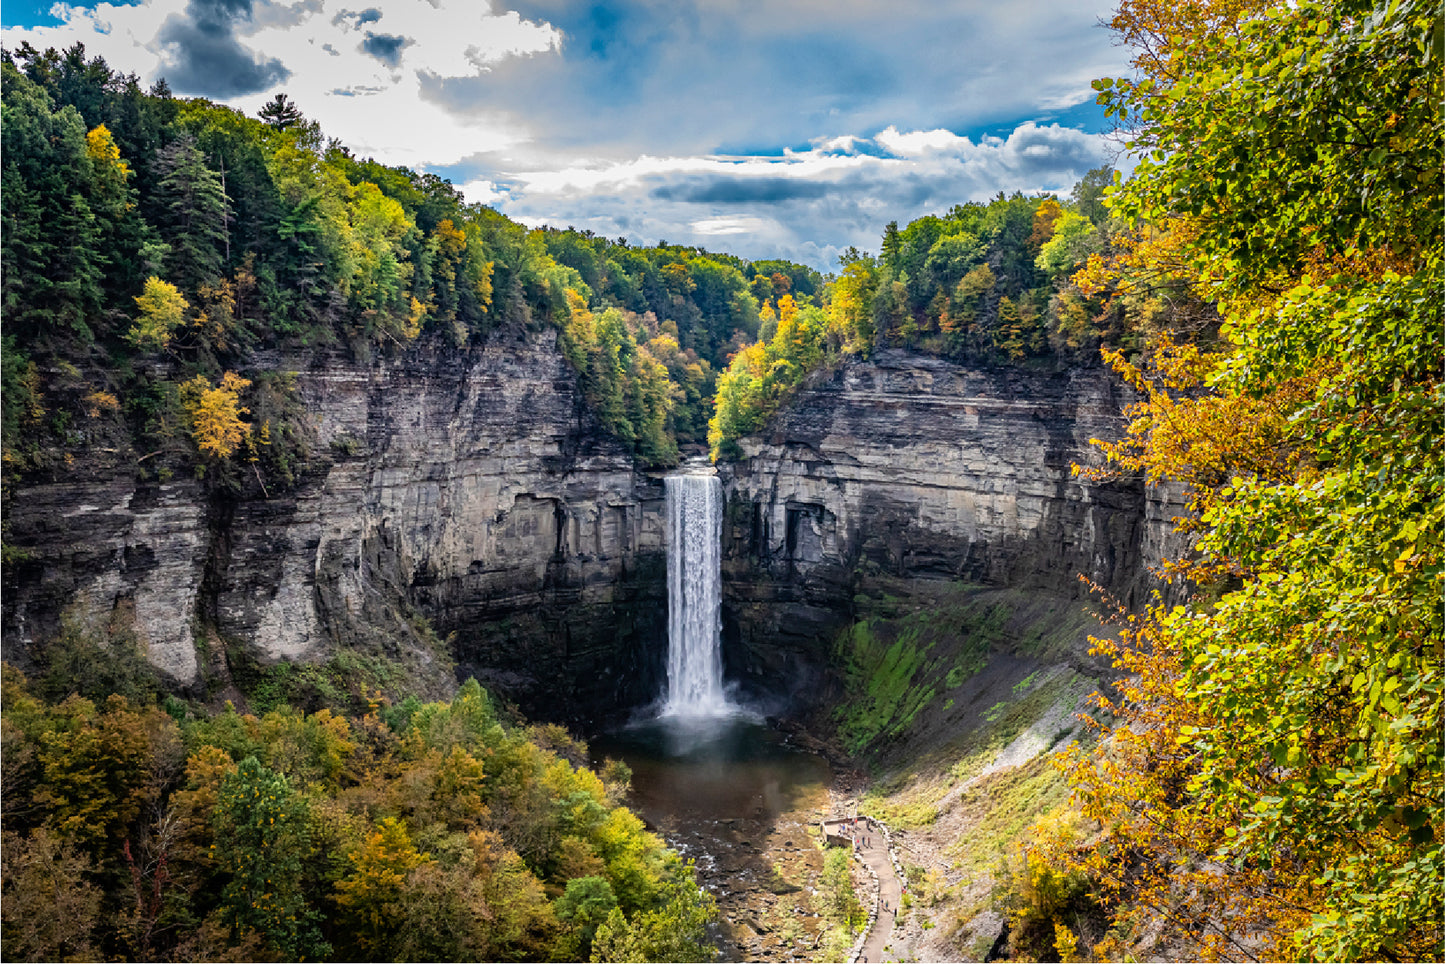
top-left (129, 277), bottom-right (189, 350)
top-left (84, 124), bottom-right (132, 183)
top-left (181, 372), bottom-right (252, 459)
top-left (82, 390), bottom-right (120, 419)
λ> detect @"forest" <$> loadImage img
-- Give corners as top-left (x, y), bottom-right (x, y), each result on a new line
top-left (2, 0), bottom-right (1441, 959)
top-left (2, 663), bottom-right (713, 962)
top-left (1, 40), bottom-right (824, 488)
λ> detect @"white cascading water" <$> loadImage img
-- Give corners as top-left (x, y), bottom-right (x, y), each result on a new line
top-left (661, 470), bottom-right (732, 717)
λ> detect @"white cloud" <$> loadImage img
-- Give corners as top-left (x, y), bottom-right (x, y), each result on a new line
top-left (4, 0), bottom-right (562, 166)
top-left (874, 127), bottom-right (968, 157)
top-left (691, 216), bottom-right (775, 236)
top-left (459, 177), bottom-right (508, 206)
top-left (2, 1), bottom-right (1130, 268)
top-left (491, 121), bottom-right (1125, 269)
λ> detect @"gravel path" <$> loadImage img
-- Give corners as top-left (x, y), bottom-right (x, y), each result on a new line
top-left (856, 828), bottom-right (903, 964)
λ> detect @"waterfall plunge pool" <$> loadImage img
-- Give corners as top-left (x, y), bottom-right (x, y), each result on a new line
top-left (589, 714), bottom-right (834, 962)
top-left (590, 713), bottom-right (832, 828)
top-left (588, 465), bottom-right (837, 959)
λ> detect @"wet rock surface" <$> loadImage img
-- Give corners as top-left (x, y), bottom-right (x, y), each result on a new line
top-left (659, 808), bottom-right (832, 963)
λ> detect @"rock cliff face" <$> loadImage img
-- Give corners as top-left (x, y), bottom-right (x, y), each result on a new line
top-left (3, 339), bottom-right (1177, 722)
top-left (716, 350), bottom-right (1180, 701)
top-left (3, 329), bottom-right (669, 722)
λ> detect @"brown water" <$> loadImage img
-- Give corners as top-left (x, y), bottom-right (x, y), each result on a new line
top-left (591, 714), bottom-right (835, 961)
top-left (592, 714), bottom-right (831, 827)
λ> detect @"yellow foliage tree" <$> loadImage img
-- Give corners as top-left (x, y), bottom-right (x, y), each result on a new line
top-left (334, 816), bottom-right (432, 954)
top-left (128, 277), bottom-right (189, 350)
top-left (85, 123), bottom-right (133, 209)
top-left (180, 372), bottom-right (251, 458)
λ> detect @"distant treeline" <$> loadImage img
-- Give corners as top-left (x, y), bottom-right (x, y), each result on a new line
top-left (0, 42), bottom-right (824, 490)
top-left (707, 177), bottom-right (1216, 457)
top-left (0, 41), bottom-right (1198, 485)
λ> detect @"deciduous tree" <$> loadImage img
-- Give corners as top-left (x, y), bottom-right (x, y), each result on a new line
top-left (1055, 0), bottom-right (1443, 959)
top-left (180, 371), bottom-right (251, 459)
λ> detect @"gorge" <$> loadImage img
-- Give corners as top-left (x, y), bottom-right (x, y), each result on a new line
top-left (2, 328), bottom-right (1171, 727)
top-left (3, 324), bottom-right (1181, 963)
top-left (5, 6), bottom-right (1437, 957)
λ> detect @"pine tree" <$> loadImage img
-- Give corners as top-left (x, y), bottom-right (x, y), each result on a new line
top-left (257, 93), bottom-right (303, 130)
top-left (154, 133), bottom-right (230, 292)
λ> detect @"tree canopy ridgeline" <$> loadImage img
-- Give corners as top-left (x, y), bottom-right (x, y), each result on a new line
top-left (706, 179), bottom-right (1207, 457)
top-left (0, 43), bottom-right (823, 492)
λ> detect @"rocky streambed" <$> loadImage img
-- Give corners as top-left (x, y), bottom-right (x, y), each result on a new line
top-left (590, 714), bottom-right (847, 962)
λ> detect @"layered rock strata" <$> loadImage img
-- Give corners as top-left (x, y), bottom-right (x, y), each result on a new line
top-left (2, 330), bottom-right (668, 720)
top-left (717, 350), bottom-right (1180, 700)
top-left (4, 339), bottom-right (1179, 721)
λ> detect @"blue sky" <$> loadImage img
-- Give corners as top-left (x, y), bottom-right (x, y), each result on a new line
top-left (2, 0), bottom-right (1130, 269)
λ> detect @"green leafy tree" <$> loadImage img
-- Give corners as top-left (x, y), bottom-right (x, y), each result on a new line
top-left (1035, 210), bottom-right (1097, 278)
top-left (1057, 0), bottom-right (1443, 960)
top-left (1070, 166), bottom-right (1114, 224)
top-left (555, 874), bottom-right (619, 959)
top-left (819, 847), bottom-right (863, 930)
top-left (589, 877), bottom-right (716, 963)
top-left (212, 756), bottom-right (330, 959)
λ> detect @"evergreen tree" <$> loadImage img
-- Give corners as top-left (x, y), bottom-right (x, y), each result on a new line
top-left (154, 132), bottom-right (230, 292)
top-left (257, 93), bottom-right (303, 130)
top-left (0, 61), bottom-right (107, 344)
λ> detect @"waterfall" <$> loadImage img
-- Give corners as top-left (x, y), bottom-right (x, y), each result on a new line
top-left (661, 470), bottom-right (731, 717)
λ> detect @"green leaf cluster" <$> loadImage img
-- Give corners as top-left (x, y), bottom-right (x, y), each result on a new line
top-left (1058, 0), bottom-right (1443, 959)
top-left (706, 180), bottom-right (1170, 458)
top-left (1, 43), bottom-right (822, 489)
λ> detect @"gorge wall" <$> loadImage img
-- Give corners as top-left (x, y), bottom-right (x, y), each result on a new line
top-left (716, 350), bottom-right (1181, 702)
top-left (2, 329), bottom-right (669, 722)
top-left (3, 337), bottom-right (1178, 721)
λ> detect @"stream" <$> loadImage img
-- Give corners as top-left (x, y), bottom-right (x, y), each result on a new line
top-left (591, 713), bottom-right (836, 962)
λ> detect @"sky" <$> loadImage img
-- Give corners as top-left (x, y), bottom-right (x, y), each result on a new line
top-left (2, 0), bottom-right (1131, 271)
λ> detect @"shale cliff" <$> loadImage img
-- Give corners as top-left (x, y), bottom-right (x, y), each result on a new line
top-left (3, 329), bottom-right (669, 721)
top-left (3, 339), bottom-right (1177, 720)
top-left (716, 350), bottom-right (1181, 700)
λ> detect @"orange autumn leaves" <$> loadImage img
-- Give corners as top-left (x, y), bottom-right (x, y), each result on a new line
top-left (1032, 0), bottom-right (1443, 959)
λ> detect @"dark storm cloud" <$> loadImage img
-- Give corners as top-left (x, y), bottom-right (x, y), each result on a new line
top-left (156, 0), bottom-right (289, 97)
top-left (651, 176), bottom-right (830, 203)
top-left (360, 30), bottom-right (412, 66)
